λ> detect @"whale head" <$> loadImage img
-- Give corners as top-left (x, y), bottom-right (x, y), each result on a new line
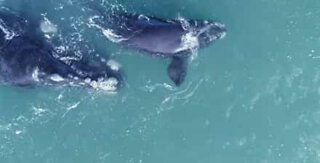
top-left (187, 20), bottom-right (226, 48)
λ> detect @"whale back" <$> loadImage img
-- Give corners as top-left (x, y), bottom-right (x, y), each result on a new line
top-left (0, 8), bottom-right (123, 90)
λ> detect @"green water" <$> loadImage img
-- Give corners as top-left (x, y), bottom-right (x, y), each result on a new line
top-left (1, 0), bottom-right (320, 162)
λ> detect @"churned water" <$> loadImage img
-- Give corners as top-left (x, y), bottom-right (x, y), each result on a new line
top-left (1, 0), bottom-right (320, 162)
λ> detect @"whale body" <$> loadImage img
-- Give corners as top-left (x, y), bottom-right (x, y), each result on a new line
top-left (0, 7), bottom-right (122, 91)
top-left (90, 10), bottom-right (226, 86)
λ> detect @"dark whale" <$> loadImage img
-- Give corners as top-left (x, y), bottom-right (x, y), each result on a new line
top-left (0, 7), bottom-right (122, 91)
top-left (90, 10), bottom-right (226, 86)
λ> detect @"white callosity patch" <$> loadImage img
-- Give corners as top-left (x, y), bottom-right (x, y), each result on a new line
top-left (49, 74), bottom-right (65, 82)
top-left (176, 17), bottom-right (227, 56)
top-left (32, 67), bottom-right (40, 82)
top-left (209, 23), bottom-right (226, 40)
top-left (214, 22), bottom-right (226, 29)
top-left (0, 19), bottom-right (17, 40)
top-left (107, 59), bottom-right (121, 71)
top-left (202, 22), bottom-right (226, 41)
top-left (89, 77), bottom-right (119, 93)
top-left (214, 22), bottom-right (227, 40)
top-left (138, 14), bottom-right (150, 22)
top-left (83, 77), bottom-right (118, 93)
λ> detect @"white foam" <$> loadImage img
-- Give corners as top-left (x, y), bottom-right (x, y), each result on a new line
top-left (175, 32), bottom-right (199, 53)
top-left (107, 59), bottom-right (121, 71)
top-left (15, 130), bottom-right (22, 135)
top-left (84, 78), bottom-right (91, 83)
top-left (87, 16), bottom-right (128, 43)
top-left (32, 106), bottom-right (47, 116)
top-left (101, 28), bottom-right (127, 43)
top-left (40, 17), bottom-right (58, 34)
top-left (220, 31), bottom-right (227, 39)
top-left (214, 22), bottom-right (226, 29)
top-left (177, 16), bottom-right (191, 31)
top-left (66, 102), bottom-right (80, 111)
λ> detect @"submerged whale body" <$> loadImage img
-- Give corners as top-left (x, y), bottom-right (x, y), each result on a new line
top-left (91, 10), bottom-right (226, 86)
top-left (0, 8), bottom-right (122, 91)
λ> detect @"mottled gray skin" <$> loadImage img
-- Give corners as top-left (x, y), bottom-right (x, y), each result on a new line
top-left (0, 7), bottom-right (122, 89)
top-left (122, 20), bottom-right (186, 56)
top-left (120, 15), bottom-right (226, 57)
top-left (94, 12), bottom-right (226, 86)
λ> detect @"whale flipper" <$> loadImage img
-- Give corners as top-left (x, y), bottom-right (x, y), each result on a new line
top-left (167, 56), bottom-right (188, 86)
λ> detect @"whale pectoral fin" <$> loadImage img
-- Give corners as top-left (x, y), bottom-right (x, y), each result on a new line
top-left (167, 56), bottom-right (188, 86)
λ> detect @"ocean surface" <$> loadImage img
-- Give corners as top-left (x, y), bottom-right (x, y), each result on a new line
top-left (1, 0), bottom-right (320, 163)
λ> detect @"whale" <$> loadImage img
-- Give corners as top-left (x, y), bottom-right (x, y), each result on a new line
top-left (89, 9), bottom-right (226, 86)
top-left (0, 7), bottom-right (122, 91)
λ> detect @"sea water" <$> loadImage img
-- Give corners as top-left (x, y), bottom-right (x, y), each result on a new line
top-left (1, 0), bottom-right (320, 163)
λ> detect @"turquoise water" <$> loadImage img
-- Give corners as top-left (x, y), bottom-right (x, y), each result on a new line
top-left (1, 0), bottom-right (320, 162)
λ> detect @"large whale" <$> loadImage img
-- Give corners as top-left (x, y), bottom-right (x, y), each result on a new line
top-left (0, 7), bottom-right (122, 91)
top-left (90, 10), bottom-right (226, 86)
